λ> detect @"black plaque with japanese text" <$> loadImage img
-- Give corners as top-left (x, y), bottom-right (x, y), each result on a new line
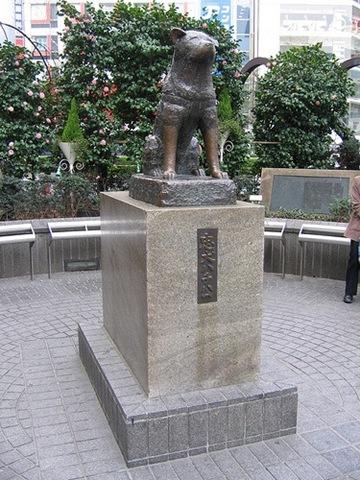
top-left (197, 228), bottom-right (218, 304)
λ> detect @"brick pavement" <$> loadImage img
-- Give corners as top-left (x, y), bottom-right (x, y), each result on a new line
top-left (0, 271), bottom-right (359, 479)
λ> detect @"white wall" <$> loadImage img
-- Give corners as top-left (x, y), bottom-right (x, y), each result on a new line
top-left (257, 0), bottom-right (280, 58)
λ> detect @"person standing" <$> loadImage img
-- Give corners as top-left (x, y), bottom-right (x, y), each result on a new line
top-left (344, 176), bottom-right (360, 303)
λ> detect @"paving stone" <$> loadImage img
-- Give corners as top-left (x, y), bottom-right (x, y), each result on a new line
top-left (323, 447), bottom-right (360, 474)
top-left (2, 272), bottom-right (360, 479)
top-left (302, 429), bottom-right (349, 452)
top-left (266, 463), bottom-right (300, 480)
top-left (335, 423), bottom-right (360, 444)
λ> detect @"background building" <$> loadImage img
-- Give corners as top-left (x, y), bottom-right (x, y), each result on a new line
top-left (1, 0), bottom-right (360, 133)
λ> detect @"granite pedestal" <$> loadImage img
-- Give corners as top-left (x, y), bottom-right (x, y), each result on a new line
top-left (129, 174), bottom-right (237, 207)
top-left (79, 191), bottom-right (298, 466)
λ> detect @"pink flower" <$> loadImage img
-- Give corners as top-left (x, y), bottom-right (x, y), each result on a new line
top-left (35, 132), bottom-right (42, 139)
top-left (122, 123), bottom-right (130, 131)
top-left (27, 90), bottom-right (33, 96)
top-left (39, 92), bottom-right (45, 99)
top-left (202, 23), bottom-right (208, 29)
top-left (7, 106), bottom-right (14, 112)
top-left (14, 60), bottom-right (20, 67)
top-left (222, 60), bottom-right (227, 65)
top-left (103, 86), bottom-right (110, 93)
top-left (99, 128), bottom-right (105, 135)
top-left (46, 118), bottom-right (52, 124)
top-left (8, 149), bottom-right (14, 156)
top-left (232, 48), bottom-right (239, 54)
top-left (99, 139), bottom-right (107, 146)
top-left (37, 106), bottom-right (42, 112)
top-left (8, 142), bottom-right (14, 147)
top-left (45, 139), bottom-right (50, 144)
top-left (234, 71), bottom-right (241, 79)
top-left (91, 79), bottom-right (97, 85)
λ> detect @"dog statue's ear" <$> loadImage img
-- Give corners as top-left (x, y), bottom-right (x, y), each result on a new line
top-left (212, 38), bottom-right (219, 48)
top-left (170, 28), bottom-right (186, 44)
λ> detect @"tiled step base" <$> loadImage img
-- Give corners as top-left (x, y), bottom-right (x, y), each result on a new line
top-left (79, 323), bottom-right (298, 468)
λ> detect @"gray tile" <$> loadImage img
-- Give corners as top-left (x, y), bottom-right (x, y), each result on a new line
top-left (334, 422), bottom-right (360, 444)
top-left (248, 442), bottom-right (282, 466)
top-left (171, 458), bottom-right (203, 480)
top-left (227, 403), bottom-right (245, 443)
top-left (266, 463), bottom-right (300, 480)
top-left (281, 394), bottom-right (298, 430)
top-left (191, 455), bottom-right (226, 479)
top-left (283, 434), bottom-right (317, 457)
top-left (265, 438), bottom-right (300, 462)
top-left (305, 454), bottom-right (342, 479)
top-left (323, 447), bottom-right (360, 474)
top-left (210, 450), bottom-right (249, 480)
top-left (264, 397), bottom-right (281, 434)
top-left (245, 401), bottom-right (263, 438)
top-left (169, 414), bottom-right (188, 453)
top-left (148, 417), bottom-right (168, 457)
top-left (189, 411), bottom-right (208, 449)
top-left (286, 458), bottom-right (324, 480)
top-left (302, 429), bottom-right (349, 453)
top-left (130, 465), bottom-right (154, 480)
top-left (150, 463), bottom-right (179, 480)
top-left (126, 420), bottom-right (148, 461)
top-left (208, 408), bottom-right (227, 446)
top-left (230, 446), bottom-right (263, 472)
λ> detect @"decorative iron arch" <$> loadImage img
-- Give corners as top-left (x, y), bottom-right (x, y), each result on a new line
top-left (240, 56), bottom-right (270, 82)
top-left (0, 21), bottom-right (52, 80)
top-left (341, 56), bottom-right (360, 70)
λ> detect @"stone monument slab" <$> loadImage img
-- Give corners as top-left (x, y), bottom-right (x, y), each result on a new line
top-left (262, 168), bottom-right (360, 214)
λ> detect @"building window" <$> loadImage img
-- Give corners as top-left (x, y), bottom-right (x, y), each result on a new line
top-left (51, 35), bottom-right (59, 58)
top-left (31, 4), bottom-right (48, 22)
top-left (32, 35), bottom-right (47, 49)
top-left (99, 2), bottom-right (115, 11)
top-left (236, 0), bottom-right (252, 63)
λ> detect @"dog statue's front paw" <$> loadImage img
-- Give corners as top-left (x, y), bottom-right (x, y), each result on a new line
top-left (152, 168), bottom-right (163, 178)
top-left (211, 169), bottom-right (228, 179)
top-left (192, 168), bottom-right (206, 177)
top-left (163, 170), bottom-right (176, 180)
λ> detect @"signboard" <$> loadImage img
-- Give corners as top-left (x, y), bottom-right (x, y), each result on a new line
top-left (201, 0), bottom-right (231, 30)
top-left (197, 228), bottom-right (218, 304)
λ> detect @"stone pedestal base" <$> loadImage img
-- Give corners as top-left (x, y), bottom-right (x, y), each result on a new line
top-left (100, 192), bottom-right (264, 397)
top-left (129, 174), bottom-right (237, 207)
top-left (79, 323), bottom-right (298, 468)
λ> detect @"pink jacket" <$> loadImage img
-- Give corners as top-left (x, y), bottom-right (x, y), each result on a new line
top-left (345, 175), bottom-right (360, 241)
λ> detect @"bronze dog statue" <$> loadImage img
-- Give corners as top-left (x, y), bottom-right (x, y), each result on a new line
top-left (143, 28), bottom-right (227, 180)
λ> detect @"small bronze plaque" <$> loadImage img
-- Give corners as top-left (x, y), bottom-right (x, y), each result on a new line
top-left (197, 228), bottom-right (218, 304)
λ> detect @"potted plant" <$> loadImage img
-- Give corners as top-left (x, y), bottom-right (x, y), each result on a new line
top-left (59, 98), bottom-right (86, 173)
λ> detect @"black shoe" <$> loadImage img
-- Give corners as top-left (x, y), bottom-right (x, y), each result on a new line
top-left (344, 294), bottom-right (353, 304)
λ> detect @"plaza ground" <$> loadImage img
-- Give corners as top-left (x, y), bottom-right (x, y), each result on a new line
top-left (0, 271), bottom-right (360, 480)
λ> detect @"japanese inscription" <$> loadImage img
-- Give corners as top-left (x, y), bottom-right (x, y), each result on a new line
top-left (197, 228), bottom-right (218, 304)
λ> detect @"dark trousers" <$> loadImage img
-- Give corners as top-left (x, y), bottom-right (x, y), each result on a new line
top-left (345, 240), bottom-right (360, 295)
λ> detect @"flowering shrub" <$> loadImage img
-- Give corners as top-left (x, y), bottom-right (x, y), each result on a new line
top-left (0, 42), bottom-right (55, 177)
top-left (0, 174), bottom-right (99, 220)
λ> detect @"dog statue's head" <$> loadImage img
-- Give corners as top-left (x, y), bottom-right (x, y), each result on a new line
top-left (170, 28), bottom-right (218, 63)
